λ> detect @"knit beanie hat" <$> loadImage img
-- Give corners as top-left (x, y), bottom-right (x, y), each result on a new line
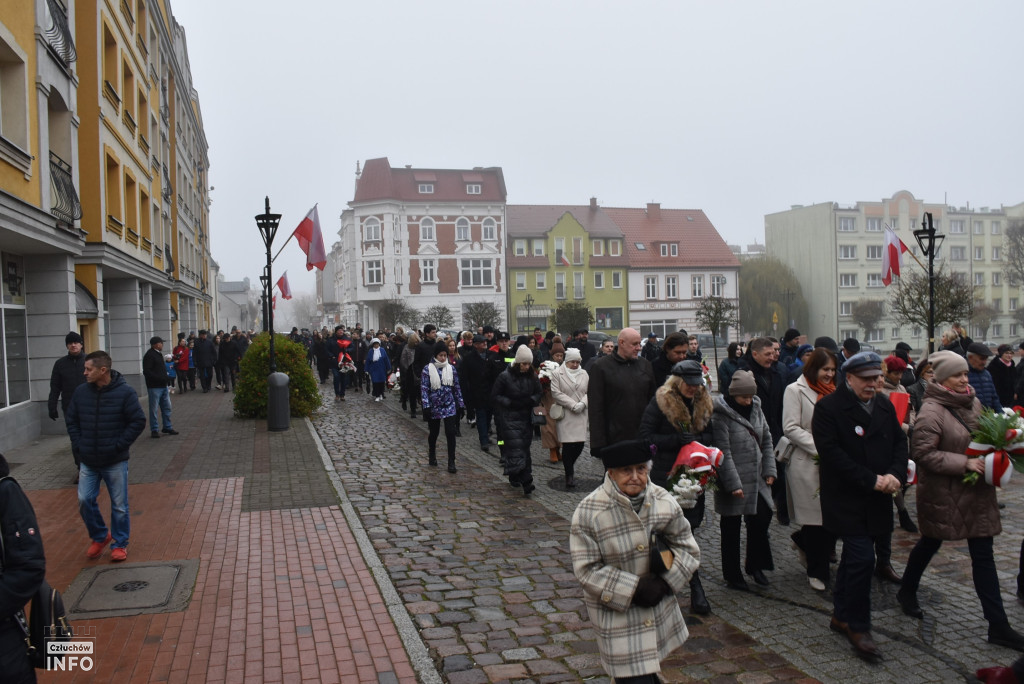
top-left (433, 340), bottom-right (449, 358)
top-left (929, 350), bottom-right (968, 383)
top-left (729, 370), bottom-right (757, 396)
top-left (550, 342), bottom-right (566, 357)
top-left (66, 331), bottom-right (84, 345)
top-left (514, 344), bottom-right (534, 365)
top-left (564, 347), bottom-right (582, 363)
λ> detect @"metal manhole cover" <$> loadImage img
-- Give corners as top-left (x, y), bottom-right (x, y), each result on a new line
top-left (113, 580), bottom-right (150, 592)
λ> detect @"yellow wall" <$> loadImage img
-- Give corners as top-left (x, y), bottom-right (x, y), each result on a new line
top-left (0, 10), bottom-right (41, 209)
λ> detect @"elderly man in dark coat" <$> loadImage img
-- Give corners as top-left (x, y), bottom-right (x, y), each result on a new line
top-left (812, 351), bottom-right (907, 662)
top-left (191, 330), bottom-right (217, 392)
top-left (588, 328), bottom-right (657, 458)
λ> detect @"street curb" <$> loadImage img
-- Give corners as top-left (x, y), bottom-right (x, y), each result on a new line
top-left (304, 416), bottom-right (441, 684)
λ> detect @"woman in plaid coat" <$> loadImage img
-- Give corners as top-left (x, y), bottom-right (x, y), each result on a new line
top-left (570, 439), bottom-right (701, 682)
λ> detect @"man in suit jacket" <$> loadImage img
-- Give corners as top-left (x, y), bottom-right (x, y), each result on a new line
top-left (812, 351), bottom-right (907, 662)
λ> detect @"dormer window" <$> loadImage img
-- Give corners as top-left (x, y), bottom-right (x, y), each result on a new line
top-left (671, 244), bottom-right (678, 256)
top-left (660, 244), bottom-right (668, 256)
top-left (466, 184), bottom-right (481, 195)
top-left (418, 183), bottom-right (434, 194)
top-left (610, 240), bottom-right (621, 256)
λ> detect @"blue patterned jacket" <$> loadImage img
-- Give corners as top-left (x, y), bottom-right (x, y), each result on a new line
top-left (420, 363), bottom-right (465, 419)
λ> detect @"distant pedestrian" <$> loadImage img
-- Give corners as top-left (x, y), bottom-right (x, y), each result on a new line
top-left (717, 342), bottom-right (742, 395)
top-left (587, 328), bottom-right (656, 458)
top-left (142, 336), bottom-right (177, 438)
top-left (192, 330), bottom-right (216, 392)
top-left (421, 341), bottom-right (464, 473)
top-left (966, 342), bottom-right (1002, 411)
top-left (66, 351), bottom-right (146, 563)
top-left (48, 331), bottom-right (87, 479)
top-left (217, 332), bottom-right (240, 392)
top-left (549, 347), bottom-right (588, 488)
top-left (651, 332), bottom-right (689, 388)
top-left (540, 340), bottom-right (565, 463)
top-left (365, 338), bottom-right (392, 401)
top-left (173, 336), bottom-right (190, 394)
top-left (492, 344), bottom-right (541, 495)
top-left (641, 332), bottom-right (661, 363)
top-left (400, 333), bottom-right (421, 417)
top-left (988, 344), bottom-right (1016, 409)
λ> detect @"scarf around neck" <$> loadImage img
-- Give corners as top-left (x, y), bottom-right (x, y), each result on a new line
top-left (808, 378), bottom-right (835, 402)
top-left (428, 360), bottom-right (453, 390)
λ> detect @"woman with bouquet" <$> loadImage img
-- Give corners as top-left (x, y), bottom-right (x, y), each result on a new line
top-left (639, 359), bottom-right (714, 614)
top-left (712, 370), bottom-right (776, 591)
top-left (782, 348), bottom-right (836, 591)
top-left (898, 350), bottom-right (1024, 651)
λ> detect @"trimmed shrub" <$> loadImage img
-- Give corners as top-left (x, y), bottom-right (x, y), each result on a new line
top-left (234, 333), bottom-right (323, 418)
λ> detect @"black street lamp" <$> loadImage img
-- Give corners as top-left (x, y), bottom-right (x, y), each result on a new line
top-left (913, 212), bottom-right (944, 354)
top-left (256, 197), bottom-right (282, 371)
top-left (259, 270), bottom-right (270, 334)
top-left (522, 293), bottom-right (534, 333)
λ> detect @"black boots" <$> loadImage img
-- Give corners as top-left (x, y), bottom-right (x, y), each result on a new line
top-left (689, 572), bottom-right (711, 615)
top-left (428, 449), bottom-right (437, 466)
top-left (896, 588), bottom-right (923, 619)
top-left (899, 508), bottom-right (919, 533)
top-left (447, 457), bottom-right (457, 474)
top-left (989, 621), bottom-right (1024, 652)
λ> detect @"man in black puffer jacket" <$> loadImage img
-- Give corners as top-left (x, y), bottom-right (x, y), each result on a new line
top-left (492, 345), bottom-right (542, 496)
top-left (66, 351), bottom-right (146, 562)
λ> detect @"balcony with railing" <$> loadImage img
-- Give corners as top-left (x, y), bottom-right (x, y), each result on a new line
top-left (48, 151), bottom-right (82, 226)
top-left (44, 0), bottom-right (77, 66)
top-left (122, 109), bottom-right (137, 137)
top-left (555, 284), bottom-right (566, 300)
top-left (138, 132), bottom-right (150, 156)
top-left (103, 81), bottom-right (120, 111)
top-left (573, 285), bottom-right (586, 300)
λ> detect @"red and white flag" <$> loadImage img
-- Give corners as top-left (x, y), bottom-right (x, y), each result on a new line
top-left (882, 226), bottom-right (909, 286)
top-left (275, 272), bottom-right (292, 300)
top-left (272, 295), bottom-right (277, 310)
top-left (559, 252), bottom-right (571, 267)
top-left (292, 205), bottom-right (327, 271)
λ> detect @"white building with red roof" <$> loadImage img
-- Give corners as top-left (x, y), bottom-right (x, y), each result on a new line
top-left (604, 203), bottom-right (741, 340)
top-left (338, 158), bottom-right (507, 329)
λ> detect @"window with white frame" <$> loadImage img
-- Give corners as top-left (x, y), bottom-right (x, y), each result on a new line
top-left (482, 217), bottom-right (496, 241)
top-left (594, 271), bottom-right (604, 289)
top-left (993, 272), bottom-right (1002, 286)
top-left (421, 259), bottom-right (436, 283)
top-left (666, 276), bottom-right (678, 298)
top-left (1013, 324), bottom-right (1020, 337)
top-left (866, 329), bottom-right (884, 343)
top-left (892, 327), bottom-right (900, 339)
top-left (950, 246), bottom-right (966, 261)
top-left (711, 274), bottom-right (726, 297)
top-left (838, 217), bottom-right (856, 232)
top-left (573, 271), bottom-right (584, 299)
top-left (950, 220), bottom-right (965, 234)
top-left (1011, 298), bottom-right (1018, 311)
top-left (865, 245), bottom-right (883, 260)
top-left (366, 260), bottom-right (383, 285)
top-left (609, 240), bottom-right (621, 256)
top-left (993, 221), bottom-right (1002, 235)
top-left (536, 272), bottom-right (546, 289)
top-left (418, 183), bottom-right (434, 194)
top-left (572, 237), bottom-right (583, 265)
top-left (993, 324), bottom-right (1003, 337)
top-left (975, 246), bottom-right (984, 260)
top-left (533, 239), bottom-right (544, 256)
top-left (866, 217), bottom-right (882, 232)
top-left (840, 329), bottom-right (858, 341)
top-left (420, 217), bottom-right (435, 242)
top-left (890, 218), bottom-right (899, 231)
top-left (839, 301), bottom-right (852, 316)
top-left (592, 239), bottom-right (604, 256)
top-left (660, 244), bottom-right (669, 257)
top-left (671, 243), bottom-right (678, 257)
top-left (466, 184), bottom-right (481, 195)
top-left (554, 237), bottom-right (566, 265)
top-left (972, 220), bottom-right (984, 234)
top-left (555, 272), bottom-right (566, 299)
top-left (974, 272), bottom-right (985, 286)
top-left (460, 259), bottom-right (492, 287)
top-left (515, 272), bottom-right (525, 289)
top-left (867, 273), bottom-right (882, 287)
top-left (363, 216), bottom-right (381, 241)
top-left (691, 275), bottom-right (704, 298)
top-left (839, 245), bottom-right (857, 260)
top-left (840, 273), bottom-right (857, 287)
top-left (993, 246), bottom-right (1001, 260)
top-left (645, 276), bottom-right (657, 299)
top-left (994, 298), bottom-right (1002, 311)
top-left (612, 271), bottom-right (622, 288)
top-left (0, 252), bottom-right (28, 407)
top-left (514, 239), bottom-right (526, 256)
top-left (456, 217), bottom-right (470, 241)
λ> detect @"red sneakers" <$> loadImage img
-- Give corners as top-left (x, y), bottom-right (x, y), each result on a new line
top-left (86, 533), bottom-right (112, 559)
top-left (110, 547), bottom-right (127, 562)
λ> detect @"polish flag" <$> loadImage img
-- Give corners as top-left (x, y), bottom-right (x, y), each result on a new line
top-left (275, 272), bottom-right (292, 300)
top-left (882, 226), bottom-right (909, 286)
top-left (272, 295), bottom-right (277, 310)
top-left (559, 252), bottom-right (571, 267)
top-left (292, 205), bottom-right (327, 271)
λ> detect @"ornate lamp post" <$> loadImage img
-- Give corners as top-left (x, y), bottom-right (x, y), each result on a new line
top-left (255, 197), bottom-right (289, 431)
top-left (913, 212), bottom-right (944, 354)
top-left (522, 293), bottom-right (534, 334)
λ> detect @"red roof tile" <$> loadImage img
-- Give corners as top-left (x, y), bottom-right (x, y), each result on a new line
top-left (352, 158), bottom-right (506, 204)
top-left (507, 205), bottom-right (624, 239)
top-left (603, 206), bottom-right (741, 269)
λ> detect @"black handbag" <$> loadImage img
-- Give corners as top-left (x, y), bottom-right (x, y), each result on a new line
top-left (531, 408), bottom-right (547, 426)
top-left (649, 530), bottom-right (674, 574)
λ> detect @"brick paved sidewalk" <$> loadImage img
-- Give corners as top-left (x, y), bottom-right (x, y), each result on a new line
top-left (11, 385), bottom-right (417, 684)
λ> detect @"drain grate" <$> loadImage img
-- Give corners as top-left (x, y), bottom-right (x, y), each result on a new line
top-left (113, 580), bottom-right (150, 592)
top-left (64, 559), bottom-right (199, 619)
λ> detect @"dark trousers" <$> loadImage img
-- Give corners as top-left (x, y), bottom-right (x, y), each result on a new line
top-left (428, 416), bottom-right (458, 464)
top-left (176, 371), bottom-right (189, 394)
top-left (0, 618), bottom-right (34, 683)
top-left (720, 495), bottom-right (774, 582)
top-left (218, 364), bottom-right (236, 391)
top-left (793, 524), bottom-right (834, 583)
top-left (197, 366), bottom-right (213, 391)
top-left (833, 534), bottom-right (877, 632)
top-left (317, 359), bottom-right (330, 383)
top-left (332, 368), bottom-right (350, 398)
top-left (475, 407), bottom-right (492, 447)
top-left (684, 493), bottom-right (705, 531)
top-left (614, 675), bottom-right (660, 684)
top-left (874, 530), bottom-right (893, 567)
top-left (214, 364), bottom-right (223, 384)
top-left (562, 441), bottom-right (584, 479)
top-left (772, 461), bottom-right (789, 521)
top-left (187, 368), bottom-right (196, 390)
top-left (372, 380), bottom-right (385, 398)
top-left (903, 535), bottom-right (1006, 625)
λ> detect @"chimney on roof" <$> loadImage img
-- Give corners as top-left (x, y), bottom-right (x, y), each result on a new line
top-left (646, 202), bottom-right (661, 220)
top-left (590, 197), bottom-right (597, 210)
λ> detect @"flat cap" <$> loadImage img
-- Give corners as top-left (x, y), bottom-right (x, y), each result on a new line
top-left (671, 360), bottom-right (704, 386)
top-left (841, 351), bottom-right (883, 378)
top-left (967, 342), bottom-right (992, 357)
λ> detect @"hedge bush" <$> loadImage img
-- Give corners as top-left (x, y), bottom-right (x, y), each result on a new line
top-left (233, 333), bottom-right (323, 418)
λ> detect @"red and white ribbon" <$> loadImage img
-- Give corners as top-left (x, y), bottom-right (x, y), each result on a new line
top-left (985, 451), bottom-right (1013, 488)
top-left (907, 460), bottom-right (918, 486)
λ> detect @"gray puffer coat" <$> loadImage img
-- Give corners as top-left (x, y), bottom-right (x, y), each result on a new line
top-left (712, 396), bottom-right (776, 517)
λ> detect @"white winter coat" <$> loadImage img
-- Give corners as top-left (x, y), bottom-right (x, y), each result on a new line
top-left (549, 363), bottom-right (589, 443)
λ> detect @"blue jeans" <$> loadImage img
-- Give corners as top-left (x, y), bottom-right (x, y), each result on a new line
top-left (78, 461), bottom-right (130, 549)
top-left (147, 386), bottom-right (173, 432)
top-left (475, 407), bottom-right (492, 447)
top-left (332, 368), bottom-right (350, 398)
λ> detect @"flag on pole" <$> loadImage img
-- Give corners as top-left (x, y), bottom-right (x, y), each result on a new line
top-left (559, 252), bottom-right (571, 267)
top-left (292, 205), bottom-right (327, 271)
top-left (275, 271), bottom-right (292, 300)
top-left (272, 295), bottom-right (277, 310)
top-left (882, 226), bottom-right (909, 286)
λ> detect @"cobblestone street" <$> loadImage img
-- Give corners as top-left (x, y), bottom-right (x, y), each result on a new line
top-left (316, 383), bottom-right (1024, 683)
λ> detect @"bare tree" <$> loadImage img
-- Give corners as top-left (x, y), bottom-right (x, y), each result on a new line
top-left (423, 304), bottom-right (455, 329)
top-left (1001, 219), bottom-right (1024, 286)
top-left (850, 298), bottom-right (885, 340)
top-left (463, 301), bottom-right (503, 331)
top-left (551, 302), bottom-right (594, 337)
top-left (888, 265), bottom-right (973, 341)
top-left (694, 295), bottom-right (739, 371)
top-left (378, 297), bottom-right (420, 331)
top-left (738, 256), bottom-right (807, 335)
top-left (971, 303), bottom-right (998, 341)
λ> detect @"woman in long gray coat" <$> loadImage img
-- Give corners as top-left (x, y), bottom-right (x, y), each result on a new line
top-left (549, 347), bottom-right (588, 488)
top-left (713, 370), bottom-right (776, 590)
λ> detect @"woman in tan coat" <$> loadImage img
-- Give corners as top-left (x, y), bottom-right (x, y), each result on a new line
top-left (549, 347), bottom-right (588, 488)
top-left (897, 351), bottom-right (1024, 651)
